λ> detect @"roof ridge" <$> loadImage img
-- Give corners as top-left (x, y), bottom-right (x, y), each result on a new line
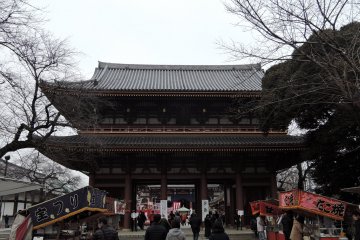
top-left (98, 61), bottom-right (261, 71)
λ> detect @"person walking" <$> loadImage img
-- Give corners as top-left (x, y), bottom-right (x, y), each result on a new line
top-left (166, 219), bottom-right (186, 240)
top-left (281, 211), bottom-right (293, 240)
top-left (290, 215), bottom-right (304, 240)
top-left (189, 212), bottom-right (202, 240)
top-left (256, 214), bottom-right (266, 240)
top-left (93, 217), bottom-right (119, 240)
top-left (208, 219), bottom-right (229, 240)
top-left (145, 214), bottom-right (167, 240)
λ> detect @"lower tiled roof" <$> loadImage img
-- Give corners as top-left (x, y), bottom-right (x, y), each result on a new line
top-left (42, 134), bottom-right (304, 151)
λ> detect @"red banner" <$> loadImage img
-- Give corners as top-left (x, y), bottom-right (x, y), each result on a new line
top-left (250, 201), bottom-right (282, 216)
top-left (279, 189), bottom-right (347, 221)
top-left (250, 201), bottom-right (260, 215)
top-left (259, 202), bottom-right (282, 216)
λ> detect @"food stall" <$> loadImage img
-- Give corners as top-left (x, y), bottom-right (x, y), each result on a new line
top-left (279, 189), bottom-right (348, 240)
top-left (13, 186), bottom-right (109, 239)
top-left (250, 200), bottom-right (283, 240)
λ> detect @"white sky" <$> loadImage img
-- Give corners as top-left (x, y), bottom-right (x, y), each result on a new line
top-left (35, 0), bottom-right (255, 78)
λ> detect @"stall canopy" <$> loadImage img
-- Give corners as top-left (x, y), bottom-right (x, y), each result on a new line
top-left (28, 186), bottom-right (107, 230)
top-left (0, 177), bottom-right (41, 196)
top-left (250, 200), bottom-right (282, 217)
top-left (279, 189), bottom-right (347, 221)
top-left (341, 187), bottom-right (360, 194)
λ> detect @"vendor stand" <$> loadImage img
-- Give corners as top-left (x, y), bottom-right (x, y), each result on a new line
top-left (250, 200), bottom-right (283, 240)
top-left (13, 186), bottom-right (109, 239)
top-left (279, 189), bottom-right (348, 240)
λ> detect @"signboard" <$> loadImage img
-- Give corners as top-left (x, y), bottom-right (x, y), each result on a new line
top-left (250, 201), bottom-right (281, 216)
top-left (202, 200), bottom-right (209, 221)
top-left (259, 202), bottom-right (282, 216)
top-left (238, 210), bottom-right (244, 216)
top-left (250, 201), bottom-right (260, 215)
top-left (114, 200), bottom-right (126, 215)
top-left (279, 189), bottom-right (347, 221)
top-left (28, 186), bottom-right (107, 230)
top-left (160, 200), bottom-right (168, 219)
top-left (279, 189), bottom-right (299, 208)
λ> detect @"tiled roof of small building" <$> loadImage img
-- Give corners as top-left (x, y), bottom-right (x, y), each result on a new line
top-left (42, 134), bottom-right (304, 150)
top-left (61, 62), bottom-right (263, 92)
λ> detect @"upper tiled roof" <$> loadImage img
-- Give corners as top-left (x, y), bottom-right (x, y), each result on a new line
top-left (63, 62), bottom-right (263, 92)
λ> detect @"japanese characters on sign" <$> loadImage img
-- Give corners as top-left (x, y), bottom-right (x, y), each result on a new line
top-left (279, 189), bottom-right (347, 221)
top-left (202, 200), bottom-right (209, 221)
top-left (29, 186), bottom-right (106, 229)
top-left (279, 189), bottom-right (299, 208)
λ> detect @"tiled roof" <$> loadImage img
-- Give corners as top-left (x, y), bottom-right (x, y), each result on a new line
top-left (60, 62), bottom-right (263, 92)
top-left (43, 134), bottom-right (304, 150)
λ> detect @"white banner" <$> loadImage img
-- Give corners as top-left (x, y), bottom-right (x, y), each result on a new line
top-left (160, 200), bottom-right (168, 219)
top-left (202, 200), bottom-right (209, 221)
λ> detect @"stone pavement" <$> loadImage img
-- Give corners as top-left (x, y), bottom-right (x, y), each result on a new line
top-left (118, 227), bottom-right (256, 240)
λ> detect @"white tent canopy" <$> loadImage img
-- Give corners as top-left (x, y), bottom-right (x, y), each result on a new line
top-left (0, 177), bottom-right (41, 196)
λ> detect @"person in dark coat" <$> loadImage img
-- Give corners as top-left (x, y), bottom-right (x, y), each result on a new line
top-left (234, 212), bottom-right (240, 230)
top-left (209, 219), bottom-right (229, 240)
top-left (352, 211), bottom-right (360, 240)
top-left (281, 211), bottom-right (293, 240)
top-left (138, 211), bottom-right (147, 230)
top-left (159, 217), bottom-right (171, 234)
top-left (204, 214), bottom-right (212, 238)
top-left (189, 212), bottom-right (202, 240)
top-left (93, 217), bottom-right (119, 240)
top-left (145, 214), bottom-right (167, 240)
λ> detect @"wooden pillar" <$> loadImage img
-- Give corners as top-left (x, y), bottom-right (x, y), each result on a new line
top-left (123, 173), bottom-right (132, 230)
top-left (161, 173), bottom-right (167, 200)
top-left (200, 172), bottom-right (208, 200)
top-left (270, 173), bottom-right (278, 199)
top-left (89, 173), bottom-right (95, 187)
top-left (235, 173), bottom-right (244, 211)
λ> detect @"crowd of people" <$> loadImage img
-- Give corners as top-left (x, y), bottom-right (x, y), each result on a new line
top-left (142, 211), bottom-right (230, 240)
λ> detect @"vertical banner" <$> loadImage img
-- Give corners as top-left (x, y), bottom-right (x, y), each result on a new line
top-left (202, 200), bottom-right (209, 221)
top-left (160, 200), bottom-right (168, 219)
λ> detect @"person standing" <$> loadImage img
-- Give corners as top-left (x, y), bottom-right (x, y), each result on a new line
top-left (234, 212), bottom-right (240, 230)
top-left (281, 211), bottom-right (293, 240)
top-left (4, 215), bottom-right (9, 228)
top-left (131, 210), bottom-right (138, 232)
top-left (189, 212), bottom-right (202, 240)
top-left (290, 215), bottom-right (304, 240)
top-left (256, 214), bottom-right (266, 240)
top-left (166, 219), bottom-right (186, 240)
top-left (138, 211), bottom-right (147, 230)
top-left (159, 217), bottom-right (171, 234)
top-left (352, 211), bottom-right (360, 240)
top-left (208, 219), bottom-right (229, 240)
top-left (204, 214), bottom-right (212, 238)
top-left (93, 217), bottom-right (119, 240)
top-left (145, 214), bottom-right (167, 240)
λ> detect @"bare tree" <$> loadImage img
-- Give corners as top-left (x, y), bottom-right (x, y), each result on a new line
top-left (223, 0), bottom-right (360, 194)
top-left (11, 151), bottom-right (81, 201)
top-left (277, 162), bottom-right (315, 191)
top-left (0, 0), bottom-right (81, 159)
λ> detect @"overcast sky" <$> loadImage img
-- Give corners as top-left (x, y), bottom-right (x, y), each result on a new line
top-left (35, 0), bottom-right (254, 78)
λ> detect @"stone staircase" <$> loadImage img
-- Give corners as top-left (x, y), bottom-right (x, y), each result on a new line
top-left (0, 229), bottom-right (10, 240)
